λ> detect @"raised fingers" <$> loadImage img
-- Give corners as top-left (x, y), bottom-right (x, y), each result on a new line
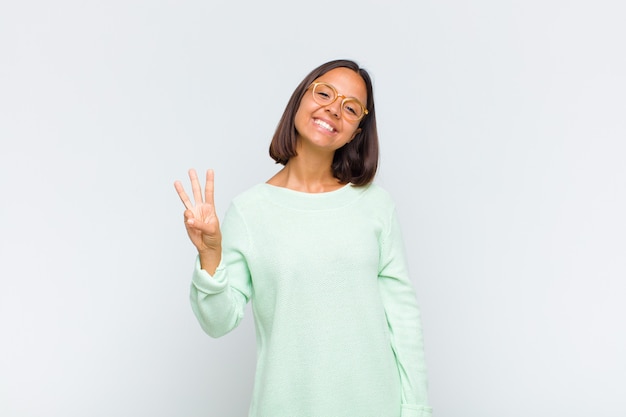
top-left (188, 168), bottom-right (204, 205)
top-left (174, 180), bottom-right (194, 210)
top-left (205, 169), bottom-right (215, 207)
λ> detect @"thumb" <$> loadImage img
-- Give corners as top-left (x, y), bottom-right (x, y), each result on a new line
top-left (184, 209), bottom-right (194, 220)
top-left (184, 210), bottom-right (198, 227)
top-left (185, 210), bottom-right (217, 234)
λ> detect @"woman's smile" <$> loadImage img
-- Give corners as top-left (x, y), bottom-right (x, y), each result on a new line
top-left (313, 118), bottom-right (337, 133)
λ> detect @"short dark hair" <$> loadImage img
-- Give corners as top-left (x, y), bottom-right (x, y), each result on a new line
top-left (269, 59), bottom-right (379, 186)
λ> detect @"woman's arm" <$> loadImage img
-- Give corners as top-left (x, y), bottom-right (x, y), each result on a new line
top-left (189, 204), bottom-right (252, 338)
top-left (175, 169), bottom-right (251, 337)
top-left (378, 207), bottom-right (432, 417)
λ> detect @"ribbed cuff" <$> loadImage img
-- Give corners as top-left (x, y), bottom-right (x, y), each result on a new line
top-left (191, 256), bottom-right (228, 294)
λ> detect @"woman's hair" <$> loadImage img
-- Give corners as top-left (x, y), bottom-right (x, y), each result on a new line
top-left (269, 59), bottom-right (379, 186)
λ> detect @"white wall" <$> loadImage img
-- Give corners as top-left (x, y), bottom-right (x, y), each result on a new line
top-left (1, 1), bottom-right (624, 416)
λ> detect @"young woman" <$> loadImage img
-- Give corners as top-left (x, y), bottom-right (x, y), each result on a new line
top-left (174, 59), bottom-right (432, 417)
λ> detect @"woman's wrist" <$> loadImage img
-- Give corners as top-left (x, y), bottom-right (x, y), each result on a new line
top-left (198, 247), bottom-right (222, 276)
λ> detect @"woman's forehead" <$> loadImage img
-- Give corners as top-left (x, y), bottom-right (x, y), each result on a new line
top-left (316, 68), bottom-right (367, 101)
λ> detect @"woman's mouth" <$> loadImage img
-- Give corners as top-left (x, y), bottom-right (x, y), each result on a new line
top-left (314, 118), bottom-right (336, 133)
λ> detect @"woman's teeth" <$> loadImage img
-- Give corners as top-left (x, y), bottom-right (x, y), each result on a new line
top-left (314, 119), bottom-right (335, 132)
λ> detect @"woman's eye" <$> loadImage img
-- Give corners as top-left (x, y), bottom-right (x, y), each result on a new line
top-left (344, 105), bottom-right (358, 116)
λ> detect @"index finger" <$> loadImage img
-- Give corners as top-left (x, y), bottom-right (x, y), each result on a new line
top-left (204, 169), bottom-right (215, 207)
top-left (174, 180), bottom-right (194, 210)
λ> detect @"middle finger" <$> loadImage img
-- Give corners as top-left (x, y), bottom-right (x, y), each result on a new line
top-left (188, 168), bottom-right (204, 205)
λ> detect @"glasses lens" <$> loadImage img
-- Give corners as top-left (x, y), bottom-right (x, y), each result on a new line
top-left (311, 83), bottom-right (366, 121)
top-left (312, 83), bottom-right (336, 105)
top-left (342, 99), bottom-right (364, 121)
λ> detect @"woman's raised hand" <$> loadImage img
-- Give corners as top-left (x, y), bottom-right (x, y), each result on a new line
top-left (174, 169), bottom-right (222, 273)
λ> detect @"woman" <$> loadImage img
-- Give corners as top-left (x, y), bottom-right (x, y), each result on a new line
top-left (174, 59), bottom-right (432, 417)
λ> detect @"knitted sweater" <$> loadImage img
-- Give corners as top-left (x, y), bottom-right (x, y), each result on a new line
top-left (190, 183), bottom-right (432, 417)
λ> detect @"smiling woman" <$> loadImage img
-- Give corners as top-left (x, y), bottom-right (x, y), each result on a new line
top-left (174, 59), bottom-right (432, 417)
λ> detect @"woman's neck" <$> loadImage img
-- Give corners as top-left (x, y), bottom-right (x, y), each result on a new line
top-left (267, 156), bottom-right (345, 193)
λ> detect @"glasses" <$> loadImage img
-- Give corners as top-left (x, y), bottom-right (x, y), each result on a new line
top-left (308, 82), bottom-right (369, 122)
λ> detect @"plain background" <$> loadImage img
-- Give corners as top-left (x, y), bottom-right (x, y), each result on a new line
top-left (1, 0), bottom-right (624, 416)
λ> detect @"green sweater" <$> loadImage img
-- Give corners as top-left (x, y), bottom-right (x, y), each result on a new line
top-left (190, 183), bottom-right (432, 417)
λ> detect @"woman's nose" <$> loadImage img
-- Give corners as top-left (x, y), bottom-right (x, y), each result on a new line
top-left (324, 100), bottom-right (342, 119)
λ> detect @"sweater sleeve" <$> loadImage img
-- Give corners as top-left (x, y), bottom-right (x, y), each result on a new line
top-left (378, 207), bottom-right (432, 417)
top-left (189, 204), bottom-right (252, 338)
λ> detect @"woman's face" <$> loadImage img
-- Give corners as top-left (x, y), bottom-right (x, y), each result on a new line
top-left (294, 67), bottom-right (367, 154)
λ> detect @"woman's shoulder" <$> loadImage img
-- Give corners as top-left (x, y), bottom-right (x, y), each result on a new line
top-left (359, 182), bottom-right (397, 207)
top-left (230, 183), bottom-right (267, 206)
